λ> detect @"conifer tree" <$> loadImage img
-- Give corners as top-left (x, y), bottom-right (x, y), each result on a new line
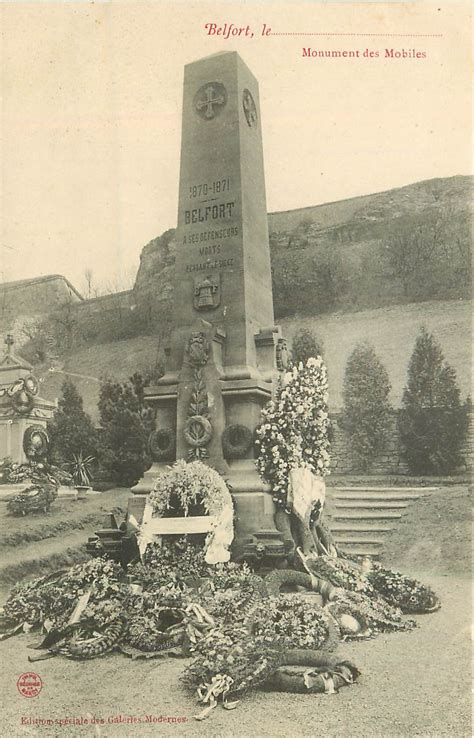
top-left (291, 328), bottom-right (324, 364)
top-left (47, 380), bottom-right (97, 465)
top-left (399, 327), bottom-right (469, 474)
top-left (341, 343), bottom-right (392, 472)
top-left (97, 378), bottom-right (149, 487)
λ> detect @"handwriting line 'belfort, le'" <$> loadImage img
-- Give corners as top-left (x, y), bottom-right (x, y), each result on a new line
top-left (203, 23), bottom-right (442, 39)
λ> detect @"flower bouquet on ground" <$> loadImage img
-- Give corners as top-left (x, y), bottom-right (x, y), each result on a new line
top-left (6, 461), bottom-right (73, 516)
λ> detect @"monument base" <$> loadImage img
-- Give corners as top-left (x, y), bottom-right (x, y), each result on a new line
top-left (131, 461), bottom-right (171, 495)
top-left (128, 457), bottom-right (287, 566)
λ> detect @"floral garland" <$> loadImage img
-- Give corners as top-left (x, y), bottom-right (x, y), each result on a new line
top-left (366, 565), bottom-right (441, 614)
top-left (251, 596), bottom-right (339, 651)
top-left (305, 556), bottom-right (441, 616)
top-left (128, 538), bottom-right (209, 588)
top-left (255, 357), bottom-right (331, 510)
top-left (327, 589), bottom-right (416, 636)
top-left (2, 559), bottom-right (124, 630)
top-left (182, 624), bottom-right (276, 697)
top-left (0, 540), bottom-right (440, 717)
top-left (307, 555), bottom-right (376, 597)
top-left (148, 460), bottom-right (234, 564)
top-left (7, 485), bottom-right (57, 516)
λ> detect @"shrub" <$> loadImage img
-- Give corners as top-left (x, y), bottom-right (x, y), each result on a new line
top-left (398, 327), bottom-right (469, 474)
top-left (47, 381), bottom-right (97, 466)
top-left (97, 378), bottom-right (149, 487)
top-left (341, 343), bottom-right (392, 472)
top-left (291, 328), bottom-right (324, 364)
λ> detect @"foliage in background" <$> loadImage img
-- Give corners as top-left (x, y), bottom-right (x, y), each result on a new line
top-left (47, 380), bottom-right (97, 466)
top-left (97, 377), bottom-right (149, 487)
top-left (398, 327), bottom-right (469, 474)
top-left (256, 357), bottom-right (331, 510)
top-left (340, 343), bottom-right (392, 472)
top-left (129, 367), bottom-right (164, 433)
top-left (291, 327), bottom-right (324, 364)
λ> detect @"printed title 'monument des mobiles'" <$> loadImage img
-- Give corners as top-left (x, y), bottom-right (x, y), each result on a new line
top-left (302, 48), bottom-right (427, 58)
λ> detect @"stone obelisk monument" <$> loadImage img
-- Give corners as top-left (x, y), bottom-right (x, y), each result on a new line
top-left (132, 51), bottom-right (287, 562)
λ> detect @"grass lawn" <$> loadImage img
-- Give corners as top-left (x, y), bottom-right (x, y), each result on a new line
top-left (0, 488), bottom-right (130, 592)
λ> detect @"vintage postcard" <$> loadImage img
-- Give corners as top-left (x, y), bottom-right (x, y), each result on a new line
top-left (0, 1), bottom-right (471, 736)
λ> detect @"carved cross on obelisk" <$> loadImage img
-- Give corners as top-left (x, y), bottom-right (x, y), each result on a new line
top-left (195, 84), bottom-right (226, 119)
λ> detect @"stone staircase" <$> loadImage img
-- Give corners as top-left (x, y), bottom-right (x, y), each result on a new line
top-left (326, 486), bottom-right (438, 559)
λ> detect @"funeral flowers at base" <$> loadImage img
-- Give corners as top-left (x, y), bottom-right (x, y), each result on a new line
top-left (255, 357), bottom-right (331, 509)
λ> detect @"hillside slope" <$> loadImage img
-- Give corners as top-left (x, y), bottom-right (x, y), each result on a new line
top-left (37, 298), bottom-right (471, 421)
top-left (133, 175), bottom-right (471, 322)
top-left (2, 175), bottom-right (470, 350)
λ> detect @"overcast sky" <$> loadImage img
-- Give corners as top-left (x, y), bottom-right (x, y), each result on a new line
top-left (1, 1), bottom-right (471, 293)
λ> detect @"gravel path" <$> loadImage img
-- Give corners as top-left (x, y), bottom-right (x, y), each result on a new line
top-left (0, 572), bottom-right (470, 738)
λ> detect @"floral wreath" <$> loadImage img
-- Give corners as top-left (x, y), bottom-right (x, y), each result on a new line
top-left (23, 425), bottom-right (49, 460)
top-left (222, 424), bottom-right (254, 459)
top-left (146, 460), bottom-right (234, 565)
top-left (148, 428), bottom-right (176, 462)
top-left (184, 416), bottom-right (213, 448)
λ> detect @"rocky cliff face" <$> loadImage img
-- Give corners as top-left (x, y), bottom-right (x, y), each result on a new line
top-left (133, 175), bottom-right (471, 320)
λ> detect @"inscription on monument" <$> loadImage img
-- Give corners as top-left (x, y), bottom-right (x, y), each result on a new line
top-left (189, 178), bottom-right (231, 198)
top-left (185, 258), bottom-right (234, 273)
top-left (184, 202), bottom-right (236, 224)
top-left (183, 226), bottom-right (239, 245)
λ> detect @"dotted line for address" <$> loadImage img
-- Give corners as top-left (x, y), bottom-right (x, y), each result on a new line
top-left (271, 32), bottom-right (443, 38)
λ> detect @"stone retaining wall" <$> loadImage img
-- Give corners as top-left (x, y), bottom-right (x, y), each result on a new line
top-left (330, 409), bottom-right (473, 475)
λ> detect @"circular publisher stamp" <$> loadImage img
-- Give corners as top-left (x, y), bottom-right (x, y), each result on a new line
top-left (17, 672), bottom-right (43, 698)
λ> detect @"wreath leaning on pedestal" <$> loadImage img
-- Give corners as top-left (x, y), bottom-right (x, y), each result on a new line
top-left (147, 460), bottom-right (234, 565)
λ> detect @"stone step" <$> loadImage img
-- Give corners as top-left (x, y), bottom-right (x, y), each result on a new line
top-left (330, 492), bottom-right (420, 502)
top-left (331, 510), bottom-right (403, 521)
top-left (336, 545), bottom-right (383, 559)
top-left (330, 486), bottom-right (438, 492)
top-left (332, 500), bottom-right (412, 510)
top-left (332, 536), bottom-right (385, 545)
top-left (330, 523), bottom-right (393, 533)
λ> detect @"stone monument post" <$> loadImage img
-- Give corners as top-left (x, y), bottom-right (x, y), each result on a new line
top-left (132, 52), bottom-right (288, 562)
top-left (0, 335), bottom-right (55, 465)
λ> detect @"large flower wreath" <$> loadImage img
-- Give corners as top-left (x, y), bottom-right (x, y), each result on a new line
top-left (255, 357), bottom-right (331, 510)
top-left (146, 460), bottom-right (234, 565)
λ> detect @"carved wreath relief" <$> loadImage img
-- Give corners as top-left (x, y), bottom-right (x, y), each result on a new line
top-left (184, 331), bottom-right (213, 459)
top-left (23, 425), bottom-right (49, 460)
top-left (194, 83), bottom-right (227, 120)
top-left (0, 374), bottom-right (40, 417)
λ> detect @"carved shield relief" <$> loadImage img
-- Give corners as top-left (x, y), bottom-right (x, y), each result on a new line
top-left (193, 274), bottom-right (221, 311)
